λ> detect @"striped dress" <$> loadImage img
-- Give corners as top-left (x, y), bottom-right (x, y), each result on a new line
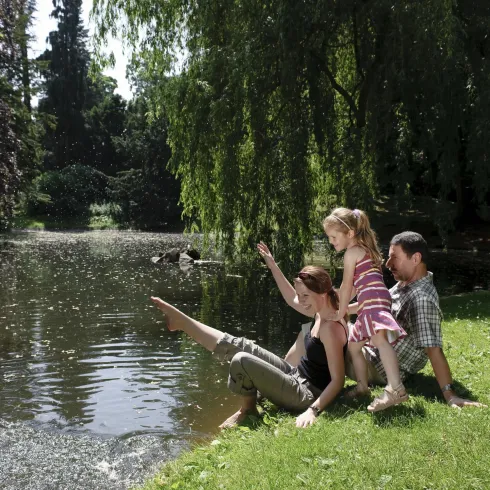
top-left (349, 254), bottom-right (406, 345)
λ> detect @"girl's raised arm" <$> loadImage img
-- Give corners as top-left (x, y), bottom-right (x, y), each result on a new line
top-left (257, 242), bottom-right (314, 317)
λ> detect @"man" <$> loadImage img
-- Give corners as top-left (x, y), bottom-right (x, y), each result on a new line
top-left (346, 231), bottom-right (485, 408)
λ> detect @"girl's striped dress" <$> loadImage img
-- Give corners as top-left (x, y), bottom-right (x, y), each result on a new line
top-left (349, 254), bottom-right (406, 345)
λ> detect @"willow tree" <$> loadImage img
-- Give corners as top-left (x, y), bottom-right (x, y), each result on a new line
top-left (93, 0), bottom-right (490, 263)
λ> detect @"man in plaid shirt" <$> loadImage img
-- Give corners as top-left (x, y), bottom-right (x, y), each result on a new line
top-left (346, 231), bottom-right (485, 408)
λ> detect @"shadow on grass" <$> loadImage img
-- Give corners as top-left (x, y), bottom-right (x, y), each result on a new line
top-left (246, 393), bottom-right (428, 431)
top-left (404, 372), bottom-right (481, 403)
top-left (239, 400), bottom-right (427, 433)
top-left (334, 392), bottom-right (428, 426)
top-left (371, 400), bottom-right (427, 427)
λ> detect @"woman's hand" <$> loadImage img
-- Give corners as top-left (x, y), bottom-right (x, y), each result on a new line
top-left (257, 241), bottom-right (276, 268)
top-left (295, 408), bottom-right (319, 428)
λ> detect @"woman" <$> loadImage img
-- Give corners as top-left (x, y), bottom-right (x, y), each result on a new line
top-left (150, 242), bottom-right (347, 429)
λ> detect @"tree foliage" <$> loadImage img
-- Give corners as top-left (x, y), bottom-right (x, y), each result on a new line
top-left (27, 164), bottom-right (109, 218)
top-left (0, 99), bottom-right (21, 230)
top-left (93, 0), bottom-right (490, 265)
top-left (109, 95), bottom-right (181, 228)
top-left (38, 0), bottom-right (90, 170)
top-left (83, 78), bottom-right (127, 176)
top-left (0, 0), bottom-right (43, 229)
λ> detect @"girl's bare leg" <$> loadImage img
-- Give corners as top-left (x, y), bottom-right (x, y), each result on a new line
top-left (370, 331), bottom-right (403, 390)
top-left (151, 296), bottom-right (223, 351)
top-left (151, 296), bottom-right (259, 427)
top-left (346, 340), bottom-right (370, 397)
top-left (367, 330), bottom-right (408, 412)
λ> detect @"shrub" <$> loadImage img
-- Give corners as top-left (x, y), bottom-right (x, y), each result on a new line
top-left (27, 165), bottom-right (109, 218)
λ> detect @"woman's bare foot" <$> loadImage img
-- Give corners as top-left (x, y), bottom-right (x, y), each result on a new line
top-left (150, 296), bottom-right (186, 331)
top-left (219, 408), bottom-right (259, 430)
top-left (151, 297), bottom-right (224, 352)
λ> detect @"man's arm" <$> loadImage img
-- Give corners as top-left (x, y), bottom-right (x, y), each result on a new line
top-left (409, 295), bottom-right (486, 408)
top-left (426, 347), bottom-right (487, 408)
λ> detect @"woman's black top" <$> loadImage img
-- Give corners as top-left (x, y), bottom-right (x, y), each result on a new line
top-left (297, 319), bottom-right (348, 391)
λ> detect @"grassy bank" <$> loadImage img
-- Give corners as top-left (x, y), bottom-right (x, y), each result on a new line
top-left (139, 292), bottom-right (490, 490)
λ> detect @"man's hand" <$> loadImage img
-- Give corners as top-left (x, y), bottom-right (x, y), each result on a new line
top-left (447, 396), bottom-right (487, 409)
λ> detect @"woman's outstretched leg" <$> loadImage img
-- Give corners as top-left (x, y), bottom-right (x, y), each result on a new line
top-left (151, 296), bottom-right (224, 352)
top-left (151, 296), bottom-right (259, 428)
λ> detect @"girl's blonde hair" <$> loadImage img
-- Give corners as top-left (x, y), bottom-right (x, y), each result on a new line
top-left (322, 207), bottom-right (383, 268)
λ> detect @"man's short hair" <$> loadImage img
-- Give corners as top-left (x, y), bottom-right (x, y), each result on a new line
top-left (390, 231), bottom-right (429, 263)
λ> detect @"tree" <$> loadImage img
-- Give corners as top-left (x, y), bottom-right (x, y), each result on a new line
top-left (110, 95), bottom-right (181, 228)
top-left (83, 74), bottom-right (127, 176)
top-left (38, 0), bottom-right (90, 170)
top-left (93, 1), bottom-right (490, 263)
top-left (0, 0), bottom-right (43, 228)
top-left (0, 99), bottom-right (21, 230)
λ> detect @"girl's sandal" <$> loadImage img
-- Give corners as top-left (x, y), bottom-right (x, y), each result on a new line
top-left (367, 384), bottom-right (408, 413)
top-left (344, 384), bottom-right (371, 399)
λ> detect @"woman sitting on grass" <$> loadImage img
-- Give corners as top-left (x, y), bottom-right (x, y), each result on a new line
top-left (150, 242), bottom-right (348, 429)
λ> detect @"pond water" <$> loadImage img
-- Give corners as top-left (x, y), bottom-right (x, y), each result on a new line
top-left (0, 231), bottom-right (489, 489)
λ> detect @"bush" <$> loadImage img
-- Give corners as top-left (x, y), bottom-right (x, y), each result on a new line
top-left (27, 165), bottom-right (109, 218)
top-left (108, 168), bottom-right (181, 229)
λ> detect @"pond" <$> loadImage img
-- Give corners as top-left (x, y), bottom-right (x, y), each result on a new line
top-left (0, 231), bottom-right (489, 489)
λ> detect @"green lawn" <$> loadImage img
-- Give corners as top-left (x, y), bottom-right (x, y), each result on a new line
top-left (139, 292), bottom-right (490, 490)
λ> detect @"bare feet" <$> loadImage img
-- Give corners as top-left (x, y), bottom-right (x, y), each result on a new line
top-left (218, 408), bottom-right (259, 430)
top-left (150, 296), bottom-right (185, 331)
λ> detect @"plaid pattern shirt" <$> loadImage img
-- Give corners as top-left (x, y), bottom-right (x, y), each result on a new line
top-left (365, 272), bottom-right (443, 381)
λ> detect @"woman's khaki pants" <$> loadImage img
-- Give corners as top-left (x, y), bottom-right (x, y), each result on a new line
top-left (213, 333), bottom-right (322, 412)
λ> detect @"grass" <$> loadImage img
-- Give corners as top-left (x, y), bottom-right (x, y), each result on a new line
top-left (138, 291), bottom-right (490, 490)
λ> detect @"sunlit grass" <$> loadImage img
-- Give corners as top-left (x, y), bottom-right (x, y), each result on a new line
top-left (138, 292), bottom-right (490, 490)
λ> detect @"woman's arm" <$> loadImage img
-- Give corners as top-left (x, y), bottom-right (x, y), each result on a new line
top-left (257, 242), bottom-right (315, 317)
top-left (295, 321), bottom-right (346, 427)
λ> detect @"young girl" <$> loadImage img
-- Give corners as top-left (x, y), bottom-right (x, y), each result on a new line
top-left (323, 207), bottom-right (408, 412)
